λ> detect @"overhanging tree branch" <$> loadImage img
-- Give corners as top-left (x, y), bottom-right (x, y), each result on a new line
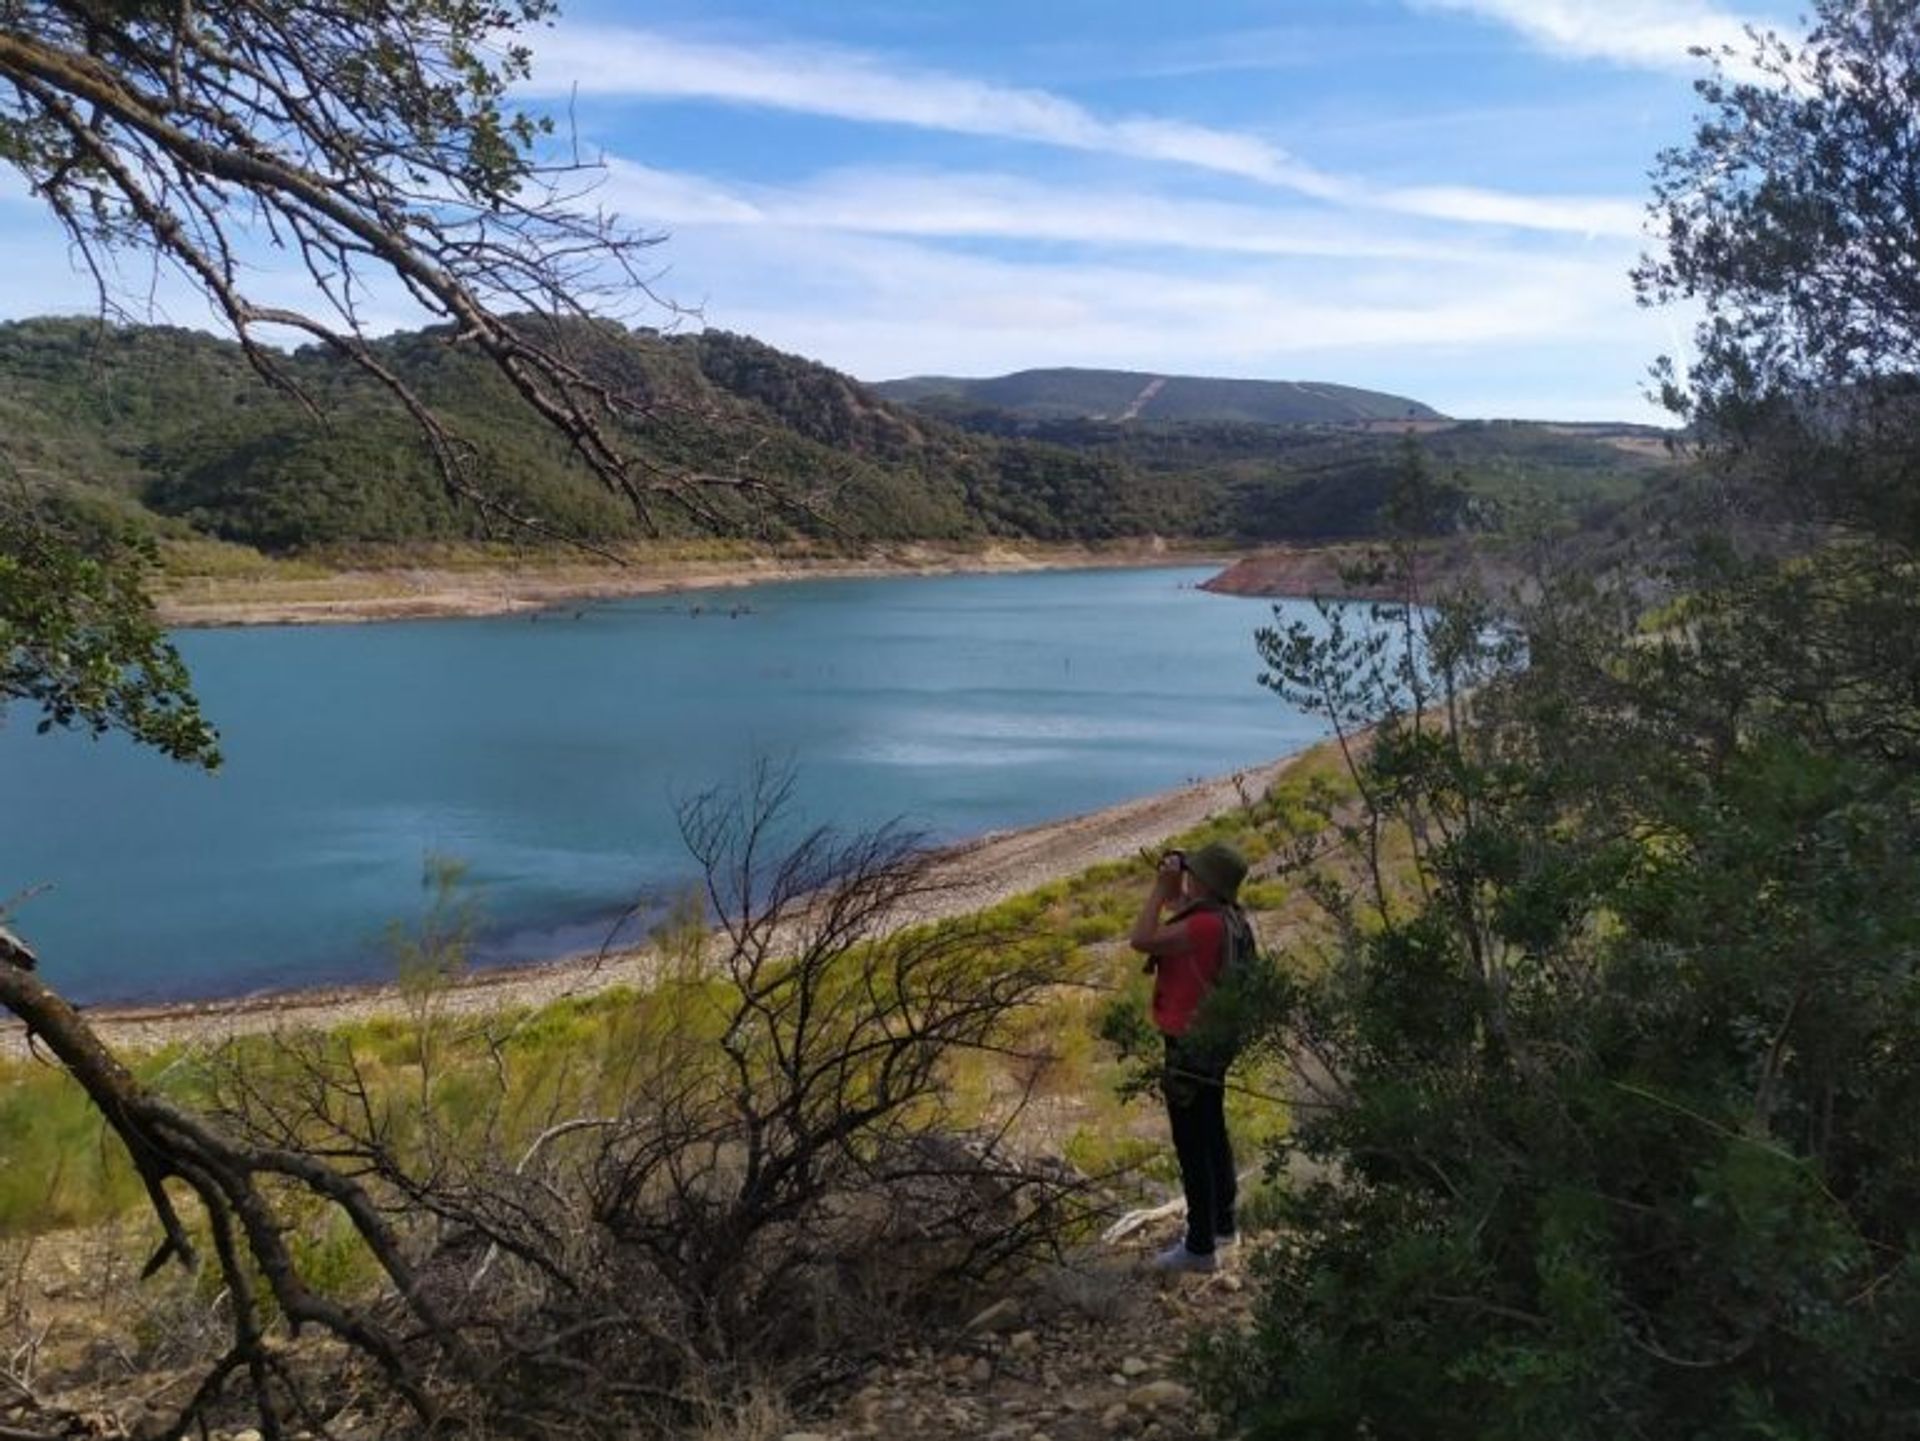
top-left (0, 1), bottom-right (809, 534)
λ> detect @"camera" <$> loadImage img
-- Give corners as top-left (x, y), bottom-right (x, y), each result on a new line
top-left (1163, 849), bottom-right (1186, 870)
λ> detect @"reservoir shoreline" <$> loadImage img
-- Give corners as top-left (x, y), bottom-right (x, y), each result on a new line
top-left (0, 743), bottom-right (1316, 1058)
top-left (155, 541), bottom-right (1231, 629)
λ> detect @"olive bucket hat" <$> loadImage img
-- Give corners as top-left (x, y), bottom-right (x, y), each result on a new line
top-left (1185, 841), bottom-right (1248, 903)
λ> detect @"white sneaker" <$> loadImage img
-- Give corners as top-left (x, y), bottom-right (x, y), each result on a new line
top-left (1152, 1240), bottom-right (1219, 1274)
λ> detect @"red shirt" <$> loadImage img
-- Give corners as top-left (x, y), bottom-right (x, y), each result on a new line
top-left (1152, 908), bottom-right (1225, 1037)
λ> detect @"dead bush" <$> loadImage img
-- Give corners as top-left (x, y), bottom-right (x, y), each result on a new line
top-left (3, 766), bottom-right (1102, 1439)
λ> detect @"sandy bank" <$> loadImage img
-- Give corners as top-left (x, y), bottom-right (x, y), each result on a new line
top-left (155, 543), bottom-right (1225, 629)
top-left (0, 748), bottom-right (1309, 1059)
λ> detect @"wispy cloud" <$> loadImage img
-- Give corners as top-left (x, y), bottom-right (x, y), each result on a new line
top-left (1382, 185), bottom-right (1643, 235)
top-left (605, 192), bottom-right (1669, 419)
top-left (684, 225), bottom-right (1639, 358)
top-left (526, 27), bottom-right (1343, 195)
top-left (1410, 0), bottom-right (1777, 74)
top-left (601, 162), bottom-right (1505, 263)
top-left (524, 26), bottom-right (1643, 238)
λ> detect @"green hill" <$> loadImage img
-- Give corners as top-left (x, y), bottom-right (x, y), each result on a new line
top-left (870, 367), bottom-right (1445, 424)
top-left (0, 318), bottom-right (1663, 558)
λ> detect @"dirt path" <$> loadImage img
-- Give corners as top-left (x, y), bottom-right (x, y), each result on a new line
top-left (0, 751), bottom-right (1308, 1058)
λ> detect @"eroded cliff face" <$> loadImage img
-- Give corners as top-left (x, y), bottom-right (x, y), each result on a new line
top-left (1200, 540), bottom-right (1520, 601)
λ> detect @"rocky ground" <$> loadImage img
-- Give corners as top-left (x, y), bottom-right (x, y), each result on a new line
top-left (5, 1220), bottom-right (1259, 1441)
top-left (788, 1238), bottom-right (1254, 1441)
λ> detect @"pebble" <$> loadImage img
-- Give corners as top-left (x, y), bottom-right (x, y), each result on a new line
top-left (1120, 1355), bottom-right (1151, 1377)
top-left (1101, 1400), bottom-right (1134, 1432)
top-left (969, 1356), bottom-right (994, 1385)
top-left (1127, 1379), bottom-right (1192, 1410)
top-left (1009, 1329), bottom-right (1038, 1354)
top-left (782, 1434), bottom-right (833, 1441)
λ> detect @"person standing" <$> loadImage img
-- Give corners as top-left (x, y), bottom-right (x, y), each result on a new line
top-left (1129, 841), bottom-right (1250, 1273)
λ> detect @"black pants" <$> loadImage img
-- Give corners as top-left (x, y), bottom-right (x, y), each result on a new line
top-left (1163, 1037), bottom-right (1236, 1254)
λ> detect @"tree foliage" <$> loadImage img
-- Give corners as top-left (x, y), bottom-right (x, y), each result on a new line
top-left (1637, 0), bottom-right (1920, 537)
top-left (0, 485), bottom-right (217, 766)
top-left (1204, 9), bottom-right (1920, 1434)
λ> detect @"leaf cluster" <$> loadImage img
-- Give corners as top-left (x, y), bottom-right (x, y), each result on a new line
top-left (0, 483), bottom-right (217, 765)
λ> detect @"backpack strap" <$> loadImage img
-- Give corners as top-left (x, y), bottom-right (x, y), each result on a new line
top-left (1166, 899), bottom-right (1251, 968)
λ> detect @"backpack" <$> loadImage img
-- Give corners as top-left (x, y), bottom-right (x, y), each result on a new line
top-left (1169, 899), bottom-right (1260, 1066)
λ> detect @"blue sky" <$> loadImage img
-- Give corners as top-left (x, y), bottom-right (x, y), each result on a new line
top-left (0, 0), bottom-right (1803, 421)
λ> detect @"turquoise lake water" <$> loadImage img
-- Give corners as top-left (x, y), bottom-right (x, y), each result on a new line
top-left (2, 565), bottom-right (1337, 1004)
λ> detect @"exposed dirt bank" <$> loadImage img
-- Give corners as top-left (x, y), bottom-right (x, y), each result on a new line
top-left (1200, 539), bottom-right (1521, 601)
top-left (154, 542), bottom-right (1223, 629)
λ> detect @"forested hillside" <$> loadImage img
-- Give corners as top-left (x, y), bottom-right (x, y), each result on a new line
top-left (0, 317), bottom-right (1666, 556)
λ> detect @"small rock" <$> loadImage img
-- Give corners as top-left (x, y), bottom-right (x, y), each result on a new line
top-left (967, 1297), bottom-right (1022, 1333)
top-left (1127, 1380), bottom-right (1192, 1410)
top-left (1101, 1400), bottom-right (1134, 1432)
top-left (969, 1355), bottom-right (994, 1385)
top-left (1109, 1372), bottom-right (1128, 1387)
top-left (1120, 1355), bottom-right (1151, 1377)
top-left (1009, 1329), bottom-right (1039, 1354)
top-left (1219, 1272), bottom-right (1244, 1292)
top-left (232, 1431), bottom-right (265, 1441)
top-left (782, 1433), bottom-right (832, 1441)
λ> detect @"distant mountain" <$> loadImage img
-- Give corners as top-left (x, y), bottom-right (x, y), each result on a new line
top-left (870, 368), bottom-right (1445, 425)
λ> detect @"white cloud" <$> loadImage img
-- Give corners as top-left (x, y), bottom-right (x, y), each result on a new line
top-left (600, 162), bottom-right (1506, 262)
top-left (1383, 184), bottom-right (1645, 236)
top-left (526, 26), bottom-right (1341, 194)
top-left (525, 26), bottom-right (1643, 237)
top-left (1412, 0), bottom-right (1778, 74)
top-left (624, 210), bottom-right (1669, 419)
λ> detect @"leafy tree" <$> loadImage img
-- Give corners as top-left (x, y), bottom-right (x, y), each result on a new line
top-left (1199, 9), bottom-right (1920, 1433)
top-left (1636, 0), bottom-right (1920, 538)
top-left (0, 484), bottom-right (217, 766)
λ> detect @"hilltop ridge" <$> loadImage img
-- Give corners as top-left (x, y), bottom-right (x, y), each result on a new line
top-left (871, 366), bottom-right (1445, 425)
